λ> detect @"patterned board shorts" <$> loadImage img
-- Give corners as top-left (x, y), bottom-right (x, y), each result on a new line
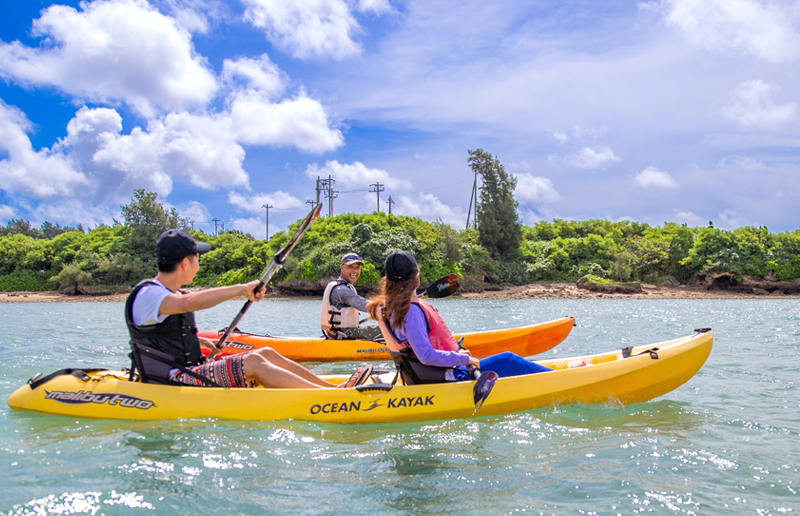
top-left (171, 352), bottom-right (251, 388)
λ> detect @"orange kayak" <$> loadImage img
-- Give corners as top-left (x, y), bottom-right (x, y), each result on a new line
top-left (197, 316), bottom-right (575, 362)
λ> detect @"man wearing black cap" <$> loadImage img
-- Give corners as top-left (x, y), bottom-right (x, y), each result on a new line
top-left (125, 229), bottom-right (342, 389)
top-left (320, 252), bottom-right (381, 340)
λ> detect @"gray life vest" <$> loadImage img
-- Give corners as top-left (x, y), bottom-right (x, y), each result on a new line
top-left (320, 278), bottom-right (361, 337)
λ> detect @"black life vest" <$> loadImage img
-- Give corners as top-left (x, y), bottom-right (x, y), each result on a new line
top-left (124, 279), bottom-right (205, 367)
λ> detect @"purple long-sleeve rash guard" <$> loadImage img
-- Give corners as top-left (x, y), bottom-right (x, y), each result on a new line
top-left (391, 304), bottom-right (470, 369)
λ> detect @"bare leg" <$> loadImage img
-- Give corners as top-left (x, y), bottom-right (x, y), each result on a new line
top-left (244, 353), bottom-right (335, 389)
top-left (251, 347), bottom-right (335, 388)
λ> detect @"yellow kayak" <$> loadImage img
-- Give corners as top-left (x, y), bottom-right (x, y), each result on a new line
top-left (197, 316), bottom-right (576, 362)
top-left (7, 330), bottom-right (712, 423)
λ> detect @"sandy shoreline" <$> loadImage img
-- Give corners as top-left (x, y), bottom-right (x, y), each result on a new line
top-left (2, 282), bottom-right (797, 303)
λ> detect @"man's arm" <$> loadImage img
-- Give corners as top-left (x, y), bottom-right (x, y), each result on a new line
top-left (159, 280), bottom-right (264, 316)
top-left (330, 284), bottom-right (368, 312)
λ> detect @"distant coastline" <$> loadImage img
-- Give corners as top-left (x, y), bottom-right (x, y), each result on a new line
top-left (3, 282), bottom-right (797, 303)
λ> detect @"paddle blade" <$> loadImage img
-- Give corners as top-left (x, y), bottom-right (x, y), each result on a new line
top-left (425, 274), bottom-right (460, 299)
top-left (472, 371), bottom-right (498, 410)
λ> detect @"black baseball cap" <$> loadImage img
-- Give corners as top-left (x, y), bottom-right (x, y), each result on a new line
top-left (156, 229), bottom-right (211, 262)
top-left (385, 251), bottom-right (418, 281)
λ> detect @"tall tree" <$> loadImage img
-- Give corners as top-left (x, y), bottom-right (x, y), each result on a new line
top-left (121, 189), bottom-right (187, 254)
top-left (468, 149), bottom-right (522, 258)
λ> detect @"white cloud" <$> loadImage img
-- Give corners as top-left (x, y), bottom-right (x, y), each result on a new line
top-left (0, 0), bottom-right (217, 117)
top-left (176, 200), bottom-right (212, 228)
top-left (393, 192), bottom-right (466, 228)
top-left (222, 54), bottom-right (286, 97)
top-left (515, 173), bottom-right (562, 204)
top-left (549, 126), bottom-right (612, 145)
top-left (229, 91), bottom-right (344, 153)
top-left (635, 166), bottom-right (679, 188)
top-left (551, 130), bottom-right (569, 144)
top-left (0, 204), bottom-right (16, 220)
top-left (31, 199), bottom-right (118, 228)
top-left (722, 80), bottom-right (797, 127)
top-left (673, 210), bottom-right (706, 227)
top-left (665, 0), bottom-right (800, 62)
top-left (0, 100), bottom-right (89, 198)
top-left (156, 0), bottom-right (220, 34)
top-left (555, 146), bottom-right (620, 169)
top-left (305, 160), bottom-right (412, 190)
top-left (242, 0), bottom-right (363, 60)
top-left (232, 216), bottom-right (269, 240)
top-left (716, 209), bottom-right (748, 229)
top-left (92, 110), bottom-right (249, 195)
top-left (228, 190), bottom-right (304, 211)
top-left (518, 208), bottom-right (543, 226)
top-left (355, 0), bottom-right (393, 15)
top-left (717, 155), bottom-right (764, 170)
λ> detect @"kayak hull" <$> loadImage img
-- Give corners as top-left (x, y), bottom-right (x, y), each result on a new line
top-left (7, 332), bottom-right (712, 423)
top-left (197, 316), bottom-right (576, 362)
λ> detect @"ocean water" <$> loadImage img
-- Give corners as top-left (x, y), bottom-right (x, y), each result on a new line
top-left (1, 298), bottom-right (798, 515)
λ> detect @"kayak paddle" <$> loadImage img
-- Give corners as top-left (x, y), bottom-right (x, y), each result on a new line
top-left (460, 337), bottom-right (498, 410)
top-left (471, 368), bottom-right (498, 410)
top-left (420, 273), bottom-right (460, 299)
top-left (209, 203), bottom-right (323, 359)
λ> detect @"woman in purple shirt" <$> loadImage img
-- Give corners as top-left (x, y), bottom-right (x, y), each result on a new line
top-left (367, 251), bottom-right (551, 383)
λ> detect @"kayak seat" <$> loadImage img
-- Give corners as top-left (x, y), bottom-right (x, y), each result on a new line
top-left (389, 349), bottom-right (447, 385)
top-left (128, 342), bottom-right (219, 387)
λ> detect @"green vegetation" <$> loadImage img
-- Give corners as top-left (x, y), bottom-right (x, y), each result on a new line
top-left (2, 161), bottom-right (800, 293)
top-left (2, 196), bottom-right (800, 293)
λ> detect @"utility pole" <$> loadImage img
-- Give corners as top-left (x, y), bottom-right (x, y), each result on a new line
top-left (188, 219), bottom-right (194, 230)
top-left (369, 182), bottom-right (384, 212)
top-left (324, 174), bottom-right (338, 217)
top-left (387, 195), bottom-right (395, 215)
top-left (262, 204), bottom-right (273, 241)
top-left (211, 218), bottom-right (221, 236)
top-left (466, 168), bottom-right (479, 230)
top-left (316, 176), bottom-right (336, 216)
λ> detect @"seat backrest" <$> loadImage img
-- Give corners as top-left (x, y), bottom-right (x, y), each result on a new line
top-left (129, 342), bottom-right (220, 387)
top-left (388, 350), bottom-right (446, 385)
top-left (129, 342), bottom-right (177, 385)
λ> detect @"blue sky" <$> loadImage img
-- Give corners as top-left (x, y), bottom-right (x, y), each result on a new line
top-left (1, 0), bottom-right (799, 238)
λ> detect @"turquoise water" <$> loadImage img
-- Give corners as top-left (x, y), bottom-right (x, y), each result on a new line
top-left (1, 299), bottom-right (798, 515)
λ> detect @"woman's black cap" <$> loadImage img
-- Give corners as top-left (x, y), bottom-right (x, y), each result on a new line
top-left (385, 251), bottom-right (418, 281)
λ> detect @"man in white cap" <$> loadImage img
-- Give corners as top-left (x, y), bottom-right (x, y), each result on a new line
top-left (320, 252), bottom-right (381, 340)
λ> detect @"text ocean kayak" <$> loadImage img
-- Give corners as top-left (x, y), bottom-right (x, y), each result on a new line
top-left (7, 330), bottom-right (712, 423)
top-left (197, 316), bottom-right (575, 362)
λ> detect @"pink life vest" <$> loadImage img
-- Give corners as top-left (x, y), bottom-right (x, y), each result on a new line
top-left (380, 298), bottom-right (460, 354)
top-left (400, 298), bottom-right (459, 352)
